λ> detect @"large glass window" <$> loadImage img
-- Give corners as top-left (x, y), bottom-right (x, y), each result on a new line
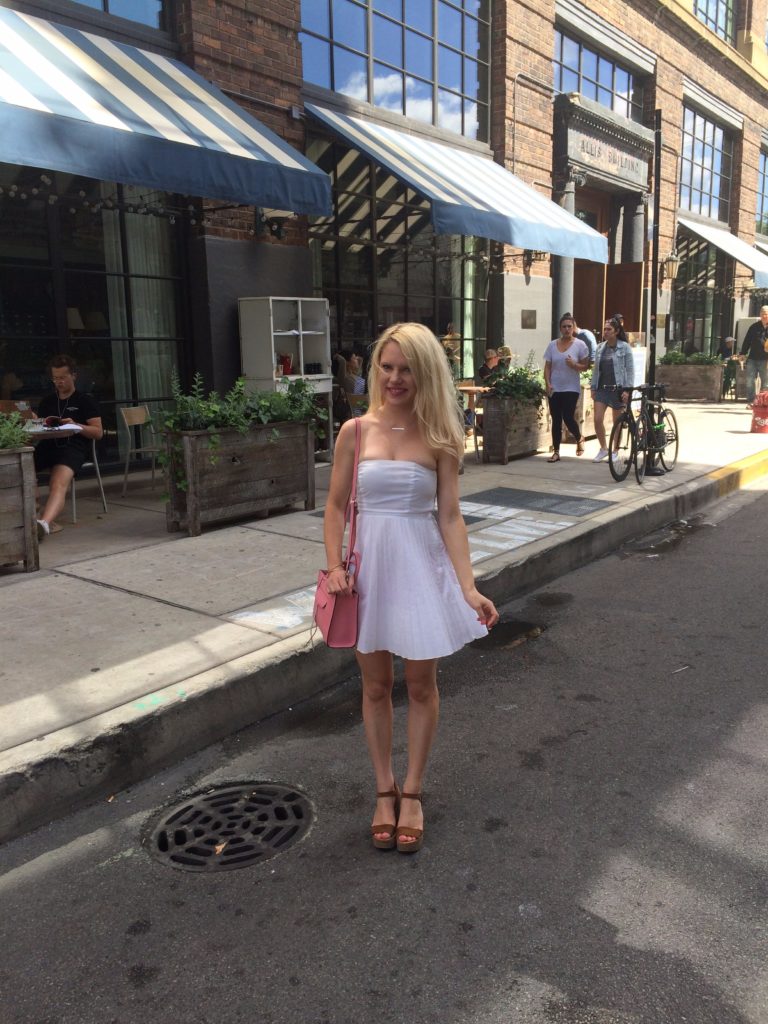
top-left (300, 0), bottom-right (490, 142)
top-left (70, 0), bottom-right (169, 30)
top-left (306, 133), bottom-right (488, 375)
top-left (671, 231), bottom-right (732, 357)
top-left (757, 150), bottom-right (768, 237)
top-left (694, 0), bottom-right (735, 44)
top-left (553, 31), bottom-right (644, 122)
top-left (679, 105), bottom-right (733, 223)
top-left (0, 164), bottom-right (184, 465)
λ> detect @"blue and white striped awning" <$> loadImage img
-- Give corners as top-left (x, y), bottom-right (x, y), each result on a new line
top-left (0, 7), bottom-right (331, 214)
top-left (307, 103), bottom-right (608, 263)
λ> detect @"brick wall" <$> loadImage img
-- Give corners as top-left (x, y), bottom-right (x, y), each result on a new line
top-left (175, 0), bottom-right (308, 244)
top-left (502, 0), bottom-right (768, 294)
top-left (492, 0), bottom-right (556, 279)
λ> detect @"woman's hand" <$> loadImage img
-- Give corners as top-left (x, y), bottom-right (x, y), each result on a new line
top-left (325, 565), bottom-right (353, 596)
top-left (463, 587), bottom-right (499, 629)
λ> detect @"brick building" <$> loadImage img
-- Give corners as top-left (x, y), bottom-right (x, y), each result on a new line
top-left (2, 0), bottom-right (768, 469)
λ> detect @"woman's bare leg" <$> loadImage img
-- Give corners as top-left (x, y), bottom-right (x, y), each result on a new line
top-left (593, 401), bottom-right (609, 449)
top-left (398, 657), bottom-right (440, 844)
top-left (356, 649), bottom-right (396, 839)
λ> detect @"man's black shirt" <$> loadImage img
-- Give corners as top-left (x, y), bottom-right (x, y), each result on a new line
top-left (740, 321), bottom-right (768, 362)
top-left (36, 389), bottom-right (100, 454)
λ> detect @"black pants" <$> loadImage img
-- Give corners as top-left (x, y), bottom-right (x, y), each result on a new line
top-left (549, 391), bottom-right (581, 450)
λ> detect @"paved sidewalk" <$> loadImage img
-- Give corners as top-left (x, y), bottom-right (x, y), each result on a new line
top-left (2, 401), bottom-right (767, 843)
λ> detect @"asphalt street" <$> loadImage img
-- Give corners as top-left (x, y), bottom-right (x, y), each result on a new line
top-left (1, 484), bottom-right (767, 1024)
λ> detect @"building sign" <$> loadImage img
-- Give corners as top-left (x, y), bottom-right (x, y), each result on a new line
top-left (567, 127), bottom-right (649, 189)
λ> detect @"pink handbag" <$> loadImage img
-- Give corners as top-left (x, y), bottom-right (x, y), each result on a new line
top-left (313, 418), bottom-right (361, 648)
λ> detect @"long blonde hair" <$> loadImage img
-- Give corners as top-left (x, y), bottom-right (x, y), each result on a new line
top-left (367, 323), bottom-right (465, 460)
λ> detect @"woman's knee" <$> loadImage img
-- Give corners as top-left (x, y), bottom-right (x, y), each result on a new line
top-left (362, 673), bottom-right (394, 703)
top-left (404, 666), bottom-right (438, 703)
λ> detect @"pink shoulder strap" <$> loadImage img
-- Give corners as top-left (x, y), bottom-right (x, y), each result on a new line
top-left (344, 418), bottom-right (361, 576)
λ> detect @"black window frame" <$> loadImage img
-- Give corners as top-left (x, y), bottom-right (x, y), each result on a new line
top-left (693, 0), bottom-right (736, 44)
top-left (553, 29), bottom-right (644, 123)
top-left (678, 104), bottom-right (733, 224)
top-left (299, 0), bottom-right (491, 142)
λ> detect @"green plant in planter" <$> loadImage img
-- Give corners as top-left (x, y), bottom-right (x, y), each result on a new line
top-left (159, 373), bottom-right (326, 490)
top-left (0, 412), bottom-right (30, 450)
top-left (485, 365), bottom-right (547, 404)
top-left (686, 352), bottom-right (722, 365)
top-left (659, 350), bottom-right (720, 365)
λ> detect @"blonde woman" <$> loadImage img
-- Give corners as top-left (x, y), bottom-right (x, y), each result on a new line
top-left (323, 323), bottom-right (498, 853)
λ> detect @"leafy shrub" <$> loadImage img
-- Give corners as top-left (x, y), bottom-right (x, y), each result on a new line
top-left (485, 365), bottom-right (547, 402)
top-left (0, 412), bottom-right (30, 450)
top-left (660, 350), bottom-right (720, 365)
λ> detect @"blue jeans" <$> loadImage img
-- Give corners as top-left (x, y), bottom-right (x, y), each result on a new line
top-left (746, 359), bottom-right (768, 403)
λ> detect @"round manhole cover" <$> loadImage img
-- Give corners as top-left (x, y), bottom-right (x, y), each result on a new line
top-left (146, 782), bottom-right (314, 871)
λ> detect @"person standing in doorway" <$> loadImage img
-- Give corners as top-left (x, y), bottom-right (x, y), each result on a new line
top-left (543, 313), bottom-right (590, 462)
top-left (738, 306), bottom-right (768, 408)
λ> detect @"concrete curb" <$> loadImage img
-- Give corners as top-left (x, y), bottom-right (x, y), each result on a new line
top-left (2, 450), bottom-right (767, 844)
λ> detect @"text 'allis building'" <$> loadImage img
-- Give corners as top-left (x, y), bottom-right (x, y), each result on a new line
top-left (2, 0), bottom-right (768, 467)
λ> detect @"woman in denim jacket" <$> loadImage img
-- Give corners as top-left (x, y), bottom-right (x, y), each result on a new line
top-left (590, 317), bottom-right (634, 462)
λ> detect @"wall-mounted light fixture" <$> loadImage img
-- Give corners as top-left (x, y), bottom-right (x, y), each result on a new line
top-left (661, 250), bottom-right (681, 283)
top-left (522, 249), bottom-right (549, 272)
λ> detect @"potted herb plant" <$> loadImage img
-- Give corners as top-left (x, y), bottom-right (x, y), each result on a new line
top-left (162, 374), bottom-right (324, 536)
top-left (480, 365), bottom-right (548, 464)
top-left (0, 412), bottom-right (38, 571)
top-left (656, 350), bottom-right (724, 402)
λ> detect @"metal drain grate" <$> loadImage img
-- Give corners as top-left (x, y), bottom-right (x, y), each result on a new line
top-left (146, 782), bottom-right (314, 872)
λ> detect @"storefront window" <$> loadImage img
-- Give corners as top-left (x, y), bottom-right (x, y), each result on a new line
top-left (306, 134), bottom-right (488, 373)
top-left (553, 31), bottom-right (644, 122)
top-left (70, 0), bottom-right (169, 30)
top-left (694, 0), bottom-right (735, 44)
top-left (679, 105), bottom-right (733, 223)
top-left (0, 164), bottom-right (183, 465)
top-left (671, 231), bottom-right (732, 357)
top-left (300, 0), bottom-right (490, 141)
top-left (757, 151), bottom-right (768, 237)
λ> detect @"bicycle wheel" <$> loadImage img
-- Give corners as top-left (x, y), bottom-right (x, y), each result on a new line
top-left (634, 412), bottom-right (650, 483)
top-left (659, 408), bottom-right (679, 471)
top-left (608, 413), bottom-right (634, 481)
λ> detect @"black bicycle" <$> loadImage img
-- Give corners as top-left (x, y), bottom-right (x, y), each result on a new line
top-left (608, 383), bottom-right (679, 483)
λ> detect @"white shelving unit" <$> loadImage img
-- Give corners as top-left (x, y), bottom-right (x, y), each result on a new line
top-left (238, 296), bottom-right (334, 459)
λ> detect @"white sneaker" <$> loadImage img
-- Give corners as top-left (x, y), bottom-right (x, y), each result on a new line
top-left (36, 519), bottom-right (50, 541)
top-left (592, 448), bottom-right (609, 462)
top-left (610, 451), bottom-right (619, 462)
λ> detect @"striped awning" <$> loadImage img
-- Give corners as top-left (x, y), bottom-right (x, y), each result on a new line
top-left (679, 217), bottom-right (768, 289)
top-left (306, 103), bottom-right (608, 262)
top-left (0, 7), bottom-right (331, 214)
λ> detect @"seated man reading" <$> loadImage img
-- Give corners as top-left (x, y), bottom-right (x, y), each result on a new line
top-left (34, 354), bottom-right (103, 540)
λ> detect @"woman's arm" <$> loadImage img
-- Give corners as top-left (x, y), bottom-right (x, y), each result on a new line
top-left (435, 451), bottom-right (498, 628)
top-left (322, 418), bottom-right (357, 596)
top-left (544, 359), bottom-right (553, 394)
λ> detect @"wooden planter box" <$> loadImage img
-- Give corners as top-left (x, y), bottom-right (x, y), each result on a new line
top-left (656, 364), bottom-right (724, 402)
top-left (482, 397), bottom-right (546, 464)
top-left (164, 420), bottom-right (315, 536)
top-left (0, 446), bottom-right (39, 572)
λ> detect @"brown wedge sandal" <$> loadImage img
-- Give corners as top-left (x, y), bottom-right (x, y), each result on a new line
top-left (371, 785), bottom-right (400, 850)
top-left (396, 792), bottom-right (424, 853)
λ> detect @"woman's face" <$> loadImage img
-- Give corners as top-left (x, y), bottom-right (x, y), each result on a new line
top-left (378, 340), bottom-right (415, 409)
top-left (603, 321), bottom-right (617, 343)
top-left (560, 319), bottom-right (575, 338)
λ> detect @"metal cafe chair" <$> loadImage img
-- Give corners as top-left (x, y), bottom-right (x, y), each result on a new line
top-left (119, 404), bottom-right (160, 495)
top-left (70, 437), bottom-right (108, 523)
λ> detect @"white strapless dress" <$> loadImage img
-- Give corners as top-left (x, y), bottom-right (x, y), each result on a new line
top-left (354, 460), bottom-right (487, 659)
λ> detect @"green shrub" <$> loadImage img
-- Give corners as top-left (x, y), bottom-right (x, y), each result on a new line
top-left (660, 350), bottom-right (721, 365)
top-left (0, 412), bottom-right (30, 450)
top-left (485, 365), bottom-right (547, 403)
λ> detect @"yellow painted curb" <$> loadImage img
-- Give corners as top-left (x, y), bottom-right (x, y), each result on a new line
top-left (707, 449), bottom-right (768, 496)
